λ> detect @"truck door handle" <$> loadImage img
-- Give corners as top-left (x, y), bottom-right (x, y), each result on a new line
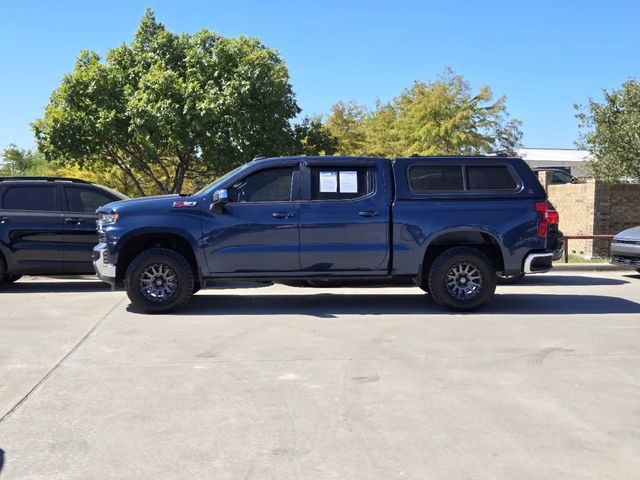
top-left (272, 212), bottom-right (295, 219)
top-left (358, 210), bottom-right (379, 217)
top-left (0, 217), bottom-right (8, 224)
top-left (65, 217), bottom-right (84, 224)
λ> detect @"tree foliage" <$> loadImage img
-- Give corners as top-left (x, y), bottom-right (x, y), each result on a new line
top-left (0, 145), bottom-right (49, 176)
top-left (293, 117), bottom-right (337, 156)
top-left (326, 69), bottom-right (522, 157)
top-left (0, 144), bottom-right (149, 196)
top-left (576, 80), bottom-right (640, 183)
top-left (34, 9), bottom-right (302, 195)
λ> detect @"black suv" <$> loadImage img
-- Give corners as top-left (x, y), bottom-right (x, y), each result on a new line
top-left (0, 177), bottom-right (126, 283)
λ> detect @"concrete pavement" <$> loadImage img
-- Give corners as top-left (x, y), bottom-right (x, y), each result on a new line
top-left (1, 271), bottom-right (640, 479)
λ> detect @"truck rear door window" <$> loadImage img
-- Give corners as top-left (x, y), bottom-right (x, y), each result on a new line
top-left (408, 165), bottom-right (463, 192)
top-left (310, 167), bottom-right (373, 200)
top-left (466, 166), bottom-right (518, 190)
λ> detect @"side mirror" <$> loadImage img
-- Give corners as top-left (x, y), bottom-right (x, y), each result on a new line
top-left (210, 189), bottom-right (229, 213)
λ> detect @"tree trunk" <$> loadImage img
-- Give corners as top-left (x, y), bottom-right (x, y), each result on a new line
top-left (172, 160), bottom-right (188, 193)
top-left (105, 150), bottom-right (147, 197)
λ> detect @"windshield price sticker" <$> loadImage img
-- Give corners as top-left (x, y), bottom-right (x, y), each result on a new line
top-left (339, 171), bottom-right (358, 193)
top-left (319, 171), bottom-right (338, 192)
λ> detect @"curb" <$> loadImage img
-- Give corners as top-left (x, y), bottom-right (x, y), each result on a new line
top-left (552, 263), bottom-right (635, 272)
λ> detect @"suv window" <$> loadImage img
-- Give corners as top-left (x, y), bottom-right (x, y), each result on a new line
top-left (65, 187), bottom-right (115, 213)
top-left (228, 167), bottom-right (294, 203)
top-left (466, 165), bottom-right (518, 190)
top-left (310, 167), bottom-right (374, 200)
top-left (408, 165), bottom-right (464, 192)
top-left (1, 186), bottom-right (57, 211)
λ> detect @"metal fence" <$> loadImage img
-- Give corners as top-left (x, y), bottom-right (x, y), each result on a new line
top-left (562, 235), bottom-right (615, 263)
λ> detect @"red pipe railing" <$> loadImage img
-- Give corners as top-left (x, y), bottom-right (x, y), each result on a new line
top-left (562, 235), bottom-right (615, 263)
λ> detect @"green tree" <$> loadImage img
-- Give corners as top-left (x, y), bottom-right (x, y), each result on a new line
top-left (576, 80), bottom-right (640, 183)
top-left (326, 69), bottom-right (522, 157)
top-left (325, 101), bottom-right (369, 155)
top-left (0, 145), bottom-right (50, 176)
top-left (293, 117), bottom-right (337, 156)
top-left (34, 9), bottom-right (301, 196)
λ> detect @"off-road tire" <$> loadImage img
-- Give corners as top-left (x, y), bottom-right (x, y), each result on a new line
top-left (427, 247), bottom-right (496, 312)
top-left (496, 273), bottom-right (525, 285)
top-left (125, 248), bottom-right (194, 314)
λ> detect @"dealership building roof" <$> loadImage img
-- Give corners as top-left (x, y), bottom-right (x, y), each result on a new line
top-left (518, 148), bottom-right (591, 176)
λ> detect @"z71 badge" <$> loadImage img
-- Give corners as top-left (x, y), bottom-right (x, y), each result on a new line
top-left (172, 201), bottom-right (198, 208)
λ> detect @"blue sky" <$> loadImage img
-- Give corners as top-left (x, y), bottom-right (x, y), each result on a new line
top-left (1, 0), bottom-right (639, 151)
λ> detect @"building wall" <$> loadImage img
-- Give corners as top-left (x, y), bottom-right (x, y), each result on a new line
top-left (544, 177), bottom-right (640, 258)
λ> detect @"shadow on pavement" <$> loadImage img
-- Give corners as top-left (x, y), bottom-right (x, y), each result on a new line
top-left (511, 275), bottom-right (629, 286)
top-left (0, 281), bottom-right (111, 293)
top-left (166, 292), bottom-right (640, 317)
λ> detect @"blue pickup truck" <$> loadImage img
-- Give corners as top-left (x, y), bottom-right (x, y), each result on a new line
top-left (94, 156), bottom-right (554, 313)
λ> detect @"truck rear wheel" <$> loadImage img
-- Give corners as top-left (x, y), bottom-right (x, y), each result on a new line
top-left (427, 247), bottom-right (496, 311)
top-left (125, 248), bottom-right (194, 313)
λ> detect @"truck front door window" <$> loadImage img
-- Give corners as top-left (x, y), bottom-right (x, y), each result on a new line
top-left (228, 167), bottom-right (294, 203)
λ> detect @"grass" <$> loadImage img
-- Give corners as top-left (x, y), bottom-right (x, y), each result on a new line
top-left (553, 254), bottom-right (610, 264)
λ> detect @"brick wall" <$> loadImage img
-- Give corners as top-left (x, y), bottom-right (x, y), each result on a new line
top-left (543, 177), bottom-right (640, 258)
top-left (546, 180), bottom-right (597, 257)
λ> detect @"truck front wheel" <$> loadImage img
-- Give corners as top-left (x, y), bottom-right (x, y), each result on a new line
top-left (427, 247), bottom-right (496, 311)
top-left (125, 247), bottom-right (195, 313)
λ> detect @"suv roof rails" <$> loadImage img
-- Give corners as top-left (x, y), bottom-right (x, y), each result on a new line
top-left (0, 176), bottom-right (92, 184)
top-left (252, 154), bottom-right (267, 162)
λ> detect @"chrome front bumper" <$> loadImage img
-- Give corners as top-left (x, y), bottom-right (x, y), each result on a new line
top-left (93, 243), bottom-right (116, 283)
top-left (524, 252), bottom-right (554, 274)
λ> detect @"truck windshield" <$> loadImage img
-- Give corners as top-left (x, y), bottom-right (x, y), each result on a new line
top-left (193, 163), bottom-right (252, 197)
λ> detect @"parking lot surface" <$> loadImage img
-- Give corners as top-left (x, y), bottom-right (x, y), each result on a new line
top-left (1, 271), bottom-right (640, 479)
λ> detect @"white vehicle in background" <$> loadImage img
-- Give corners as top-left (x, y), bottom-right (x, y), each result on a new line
top-left (610, 226), bottom-right (640, 272)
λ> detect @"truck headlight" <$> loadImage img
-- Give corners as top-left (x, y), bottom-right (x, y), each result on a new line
top-left (98, 212), bottom-right (119, 229)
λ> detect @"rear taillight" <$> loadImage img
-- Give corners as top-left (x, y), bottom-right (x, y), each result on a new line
top-left (535, 201), bottom-right (548, 237)
top-left (547, 210), bottom-right (559, 225)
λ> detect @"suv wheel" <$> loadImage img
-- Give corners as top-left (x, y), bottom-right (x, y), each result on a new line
top-left (0, 256), bottom-right (14, 284)
top-left (496, 273), bottom-right (524, 285)
top-left (125, 248), bottom-right (194, 313)
top-left (428, 247), bottom-right (496, 311)
top-left (306, 279), bottom-right (345, 288)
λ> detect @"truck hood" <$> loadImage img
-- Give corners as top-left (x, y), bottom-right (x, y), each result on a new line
top-left (614, 226), bottom-right (640, 241)
top-left (98, 194), bottom-right (184, 213)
